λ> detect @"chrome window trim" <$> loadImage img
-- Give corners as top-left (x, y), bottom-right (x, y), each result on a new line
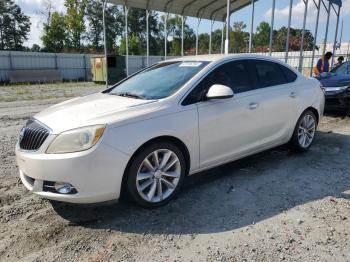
top-left (179, 57), bottom-right (301, 106)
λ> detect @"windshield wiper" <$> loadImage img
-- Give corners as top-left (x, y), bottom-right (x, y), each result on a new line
top-left (114, 92), bottom-right (147, 100)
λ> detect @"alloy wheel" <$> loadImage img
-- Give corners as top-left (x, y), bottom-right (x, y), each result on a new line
top-left (298, 114), bottom-right (316, 148)
top-left (136, 149), bottom-right (181, 203)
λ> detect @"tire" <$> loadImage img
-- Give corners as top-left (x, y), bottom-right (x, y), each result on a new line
top-left (126, 142), bottom-right (187, 208)
top-left (289, 110), bottom-right (318, 152)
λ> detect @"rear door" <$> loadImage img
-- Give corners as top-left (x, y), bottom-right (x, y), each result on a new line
top-left (249, 59), bottom-right (299, 146)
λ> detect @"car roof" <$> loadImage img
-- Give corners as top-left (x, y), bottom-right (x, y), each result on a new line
top-left (165, 53), bottom-right (299, 74)
top-left (166, 54), bottom-right (281, 63)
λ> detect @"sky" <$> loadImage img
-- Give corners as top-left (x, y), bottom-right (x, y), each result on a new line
top-left (15, 0), bottom-right (350, 48)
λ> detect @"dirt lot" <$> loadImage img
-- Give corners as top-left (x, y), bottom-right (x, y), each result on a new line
top-left (1, 83), bottom-right (350, 262)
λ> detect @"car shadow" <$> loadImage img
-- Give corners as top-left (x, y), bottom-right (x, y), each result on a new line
top-left (51, 130), bottom-right (350, 235)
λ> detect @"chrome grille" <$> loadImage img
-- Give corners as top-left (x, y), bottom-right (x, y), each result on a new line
top-left (19, 119), bottom-right (50, 151)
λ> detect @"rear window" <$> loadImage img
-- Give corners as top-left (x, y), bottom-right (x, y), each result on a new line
top-left (254, 60), bottom-right (287, 88)
top-left (280, 65), bottom-right (297, 82)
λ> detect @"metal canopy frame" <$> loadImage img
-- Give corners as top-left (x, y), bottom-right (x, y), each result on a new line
top-left (101, 0), bottom-right (342, 87)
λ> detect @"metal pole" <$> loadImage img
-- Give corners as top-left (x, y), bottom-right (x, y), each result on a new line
top-left (225, 0), bottom-right (231, 54)
top-left (269, 0), bottom-right (276, 56)
top-left (209, 20), bottom-right (213, 54)
top-left (146, 10), bottom-right (149, 66)
top-left (249, 0), bottom-right (255, 53)
top-left (221, 22), bottom-right (224, 54)
top-left (298, 0), bottom-right (308, 73)
top-left (285, 0), bottom-right (293, 63)
top-left (9, 51), bottom-right (13, 70)
top-left (310, 0), bottom-right (321, 77)
top-left (102, 0), bottom-right (108, 87)
top-left (331, 5), bottom-right (340, 67)
top-left (125, 6), bottom-right (129, 76)
top-left (196, 18), bottom-right (201, 56)
top-left (181, 15), bottom-right (184, 56)
top-left (164, 14), bottom-right (167, 60)
top-left (323, 0), bottom-right (331, 56)
top-left (339, 20), bottom-right (343, 45)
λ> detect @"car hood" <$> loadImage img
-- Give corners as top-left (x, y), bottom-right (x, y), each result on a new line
top-left (34, 92), bottom-right (159, 134)
top-left (318, 73), bottom-right (350, 87)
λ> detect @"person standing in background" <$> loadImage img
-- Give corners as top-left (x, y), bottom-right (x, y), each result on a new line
top-left (313, 52), bottom-right (333, 76)
top-left (334, 56), bottom-right (344, 68)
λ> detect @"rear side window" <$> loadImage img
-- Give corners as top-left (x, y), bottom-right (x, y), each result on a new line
top-left (254, 60), bottom-right (287, 88)
top-left (280, 65), bottom-right (297, 82)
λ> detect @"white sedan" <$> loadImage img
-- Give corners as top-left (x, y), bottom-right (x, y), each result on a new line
top-left (16, 54), bottom-right (324, 207)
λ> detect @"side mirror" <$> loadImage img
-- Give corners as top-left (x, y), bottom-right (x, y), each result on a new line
top-left (206, 84), bottom-right (234, 100)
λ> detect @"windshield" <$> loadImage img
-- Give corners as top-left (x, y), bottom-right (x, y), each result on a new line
top-left (108, 61), bottom-right (209, 100)
top-left (331, 62), bottom-right (350, 74)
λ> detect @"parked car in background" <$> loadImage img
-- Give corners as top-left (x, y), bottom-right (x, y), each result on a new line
top-left (16, 54), bottom-right (324, 208)
top-left (316, 61), bottom-right (350, 112)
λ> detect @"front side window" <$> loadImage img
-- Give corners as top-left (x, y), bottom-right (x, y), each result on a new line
top-left (182, 60), bottom-right (254, 105)
top-left (254, 60), bottom-right (287, 88)
top-left (108, 61), bottom-right (209, 100)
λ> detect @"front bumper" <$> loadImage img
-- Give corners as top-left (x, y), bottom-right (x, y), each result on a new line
top-left (16, 139), bottom-right (130, 204)
top-left (325, 90), bottom-right (350, 110)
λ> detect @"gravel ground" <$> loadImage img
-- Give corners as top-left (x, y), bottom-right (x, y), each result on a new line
top-left (1, 83), bottom-right (350, 262)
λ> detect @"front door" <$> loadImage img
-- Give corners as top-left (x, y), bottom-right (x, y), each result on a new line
top-left (195, 60), bottom-right (265, 168)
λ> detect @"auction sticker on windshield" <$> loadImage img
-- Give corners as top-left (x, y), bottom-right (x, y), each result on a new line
top-left (179, 62), bottom-right (203, 67)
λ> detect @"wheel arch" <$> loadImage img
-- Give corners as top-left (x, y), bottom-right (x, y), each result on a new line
top-left (305, 106), bottom-right (320, 123)
top-left (119, 135), bottom-right (191, 198)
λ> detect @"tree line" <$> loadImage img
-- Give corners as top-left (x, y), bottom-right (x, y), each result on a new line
top-left (0, 0), bottom-right (317, 55)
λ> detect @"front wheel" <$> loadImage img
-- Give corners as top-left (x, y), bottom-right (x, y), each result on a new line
top-left (126, 142), bottom-right (187, 208)
top-left (289, 110), bottom-right (318, 152)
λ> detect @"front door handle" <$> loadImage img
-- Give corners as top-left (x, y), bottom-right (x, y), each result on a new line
top-left (249, 102), bottom-right (258, 110)
top-left (289, 92), bottom-right (297, 98)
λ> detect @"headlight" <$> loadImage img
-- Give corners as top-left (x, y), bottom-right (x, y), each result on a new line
top-left (46, 125), bottom-right (106, 154)
top-left (324, 86), bottom-right (348, 92)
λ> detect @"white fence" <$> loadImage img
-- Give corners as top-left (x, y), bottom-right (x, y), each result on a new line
top-left (254, 48), bottom-right (350, 76)
top-left (0, 51), bottom-right (92, 82)
top-left (0, 47), bottom-right (349, 83)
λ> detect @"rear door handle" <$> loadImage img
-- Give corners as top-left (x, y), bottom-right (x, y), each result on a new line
top-left (249, 102), bottom-right (259, 110)
top-left (289, 92), bottom-right (297, 98)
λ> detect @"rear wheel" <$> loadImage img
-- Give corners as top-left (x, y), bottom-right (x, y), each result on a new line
top-left (126, 142), bottom-right (186, 208)
top-left (289, 110), bottom-right (317, 152)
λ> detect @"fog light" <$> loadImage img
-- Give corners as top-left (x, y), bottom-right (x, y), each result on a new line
top-left (54, 182), bottom-right (74, 194)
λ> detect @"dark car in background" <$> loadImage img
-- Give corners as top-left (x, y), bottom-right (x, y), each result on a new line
top-left (316, 61), bottom-right (350, 113)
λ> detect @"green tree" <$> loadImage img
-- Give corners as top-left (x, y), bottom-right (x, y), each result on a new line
top-left (272, 26), bottom-right (315, 52)
top-left (31, 44), bottom-right (41, 52)
top-left (211, 29), bottom-right (223, 54)
top-left (170, 39), bottom-right (181, 56)
top-left (161, 15), bottom-right (195, 55)
top-left (230, 21), bottom-right (249, 53)
top-left (119, 34), bottom-right (141, 55)
top-left (127, 8), bottom-right (159, 55)
top-left (198, 33), bottom-right (209, 54)
top-left (0, 0), bottom-right (31, 50)
top-left (254, 21), bottom-right (270, 48)
top-left (64, 0), bottom-right (86, 51)
top-left (41, 12), bottom-right (68, 52)
top-left (86, 0), bottom-right (123, 51)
